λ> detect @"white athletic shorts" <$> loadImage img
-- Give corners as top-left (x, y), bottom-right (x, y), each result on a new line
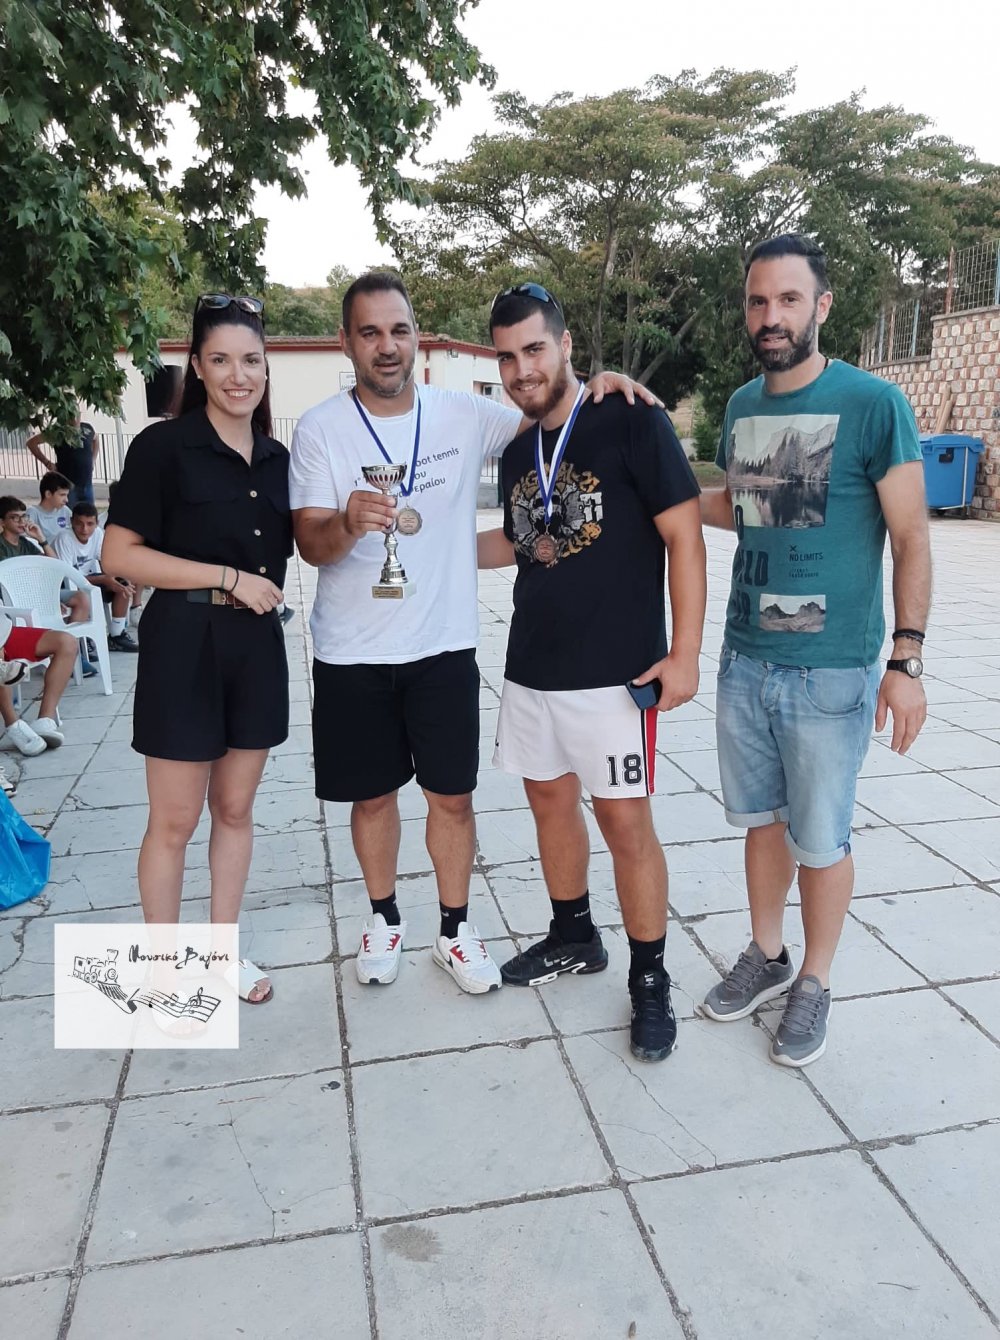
top-left (493, 680), bottom-right (659, 798)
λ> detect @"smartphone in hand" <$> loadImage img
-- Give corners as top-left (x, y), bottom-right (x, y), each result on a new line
top-left (626, 679), bottom-right (661, 710)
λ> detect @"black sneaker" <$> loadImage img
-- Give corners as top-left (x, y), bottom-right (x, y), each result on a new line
top-left (109, 631), bottom-right (139, 653)
top-left (629, 968), bottom-right (677, 1062)
top-left (500, 920), bottom-right (608, 986)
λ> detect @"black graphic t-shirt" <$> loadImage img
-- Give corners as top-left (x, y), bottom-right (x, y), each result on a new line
top-left (501, 397), bottom-right (699, 691)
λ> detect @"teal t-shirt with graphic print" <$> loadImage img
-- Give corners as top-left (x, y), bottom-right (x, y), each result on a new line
top-left (716, 360), bottom-right (922, 669)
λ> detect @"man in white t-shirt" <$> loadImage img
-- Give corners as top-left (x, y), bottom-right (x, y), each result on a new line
top-left (53, 503), bottom-right (138, 651)
top-left (290, 271), bottom-right (656, 997)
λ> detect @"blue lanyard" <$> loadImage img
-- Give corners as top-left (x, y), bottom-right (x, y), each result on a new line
top-left (535, 384), bottom-right (586, 521)
top-left (351, 387), bottom-right (421, 498)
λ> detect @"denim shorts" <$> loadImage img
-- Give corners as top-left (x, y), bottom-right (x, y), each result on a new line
top-left (715, 644), bottom-right (879, 868)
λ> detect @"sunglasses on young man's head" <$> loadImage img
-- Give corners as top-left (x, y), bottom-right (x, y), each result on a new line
top-left (491, 282), bottom-right (563, 315)
top-left (196, 293), bottom-right (265, 317)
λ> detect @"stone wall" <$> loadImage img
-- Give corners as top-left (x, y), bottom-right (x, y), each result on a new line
top-left (867, 306), bottom-right (1000, 519)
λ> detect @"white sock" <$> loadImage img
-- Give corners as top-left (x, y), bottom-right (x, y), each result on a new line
top-left (110, 617), bottom-right (126, 636)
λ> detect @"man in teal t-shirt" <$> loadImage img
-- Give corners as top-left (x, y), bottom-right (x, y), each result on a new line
top-left (698, 234), bottom-right (931, 1069)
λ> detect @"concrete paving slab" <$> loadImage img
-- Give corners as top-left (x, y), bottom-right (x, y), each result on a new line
top-left (943, 764), bottom-right (1000, 804)
top-left (907, 729), bottom-right (1000, 771)
top-left (488, 852), bottom-right (620, 935)
top-left (904, 817), bottom-right (1000, 882)
top-left (566, 1018), bottom-right (842, 1176)
top-left (942, 979), bottom-right (1000, 1041)
top-left (0, 1278), bottom-right (69, 1337)
top-left (0, 1104), bottom-right (108, 1276)
top-left (632, 1151), bottom-right (999, 1340)
top-left (649, 787), bottom-right (732, 843)
top-left (856, 772), bottom-right (1000, 825)
top-left (341, 942), bottom-right (551, 1062)
top-left (185, 828), bottom-right (328, 893)
top-left (874, 1124), bottom-right (1000, 1320)
top-left (369, 1190), bottom-right (683, 1340)
top-left (806, 990), bottom-right (1000, 1139)
top-left (0, 995), bottom-right (124, 1110)
top-left (70, 1233), bottom-right (370, 1339)
top-left (352, 1040), bottom-right (609, 1217)
top-left (86, 1071), bottom-right (354, 1264)
top-left (853, 885), bottom-right (1000, 982)
top-left (238, 887), bottom-right (333, 967)
top-left (850, 825), bottom-right (967, 896)
top-left (125, 963), bottom-right (340, 1094)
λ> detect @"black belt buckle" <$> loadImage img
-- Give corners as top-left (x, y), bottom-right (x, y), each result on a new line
top-left (186, 589), bottom-right (211, 604)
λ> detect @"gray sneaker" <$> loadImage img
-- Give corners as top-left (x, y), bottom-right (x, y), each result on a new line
top-left (701, 940), bottom-right (794, 1021)
top-left (770, 975), bottom-right (831, 1068)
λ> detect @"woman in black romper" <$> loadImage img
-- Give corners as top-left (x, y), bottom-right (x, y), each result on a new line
top-left (103, 295), bottom-right (291, 1004)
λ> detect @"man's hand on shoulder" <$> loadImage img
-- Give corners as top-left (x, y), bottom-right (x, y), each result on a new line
top-left (875, 670), bottom-right (926, 753)
top-left (584, 372), bottom-right (663, 409)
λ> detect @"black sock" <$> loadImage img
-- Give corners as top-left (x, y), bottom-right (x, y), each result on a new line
top-left (768, 947), bottom-right (789, 966)
top-left (370, 892), bottom-right (401, 927)
top-left (628, 934), bottom-right (666, 984)
top-left (440, 903), bottom-right (468, 940)
top-left (551, 892), bottom-right (595, 944)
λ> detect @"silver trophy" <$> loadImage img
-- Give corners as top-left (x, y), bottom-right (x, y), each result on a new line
top-left (362, 463), bottom-right (415, 600)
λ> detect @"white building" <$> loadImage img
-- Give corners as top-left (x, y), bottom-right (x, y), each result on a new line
top-left (95, 334), bottom-right (509, 455)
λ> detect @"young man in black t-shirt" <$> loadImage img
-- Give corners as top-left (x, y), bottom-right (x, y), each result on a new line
top-left (479, 284), bottom-right (707, 1061)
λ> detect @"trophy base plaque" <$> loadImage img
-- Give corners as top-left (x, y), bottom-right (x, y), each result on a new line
top-left (372, 581), bottom-right (416, 600)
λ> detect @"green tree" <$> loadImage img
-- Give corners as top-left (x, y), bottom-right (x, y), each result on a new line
top-left (0, 0), bottom-right (492, 437)
top-left (397, 70), bottom-right (791, 406)
top-left (694, 95), bottom-right (1000, 429)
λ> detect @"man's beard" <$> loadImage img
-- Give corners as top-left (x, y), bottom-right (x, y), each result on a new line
top-left (359, 354), bottom-right (415, 400)
top-left (518, 364), bottom-right (572, 421)
top-left (749, 313), bottom-right (817, 371)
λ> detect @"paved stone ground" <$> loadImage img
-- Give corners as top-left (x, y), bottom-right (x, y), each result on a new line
top-left (2, 514), bottom-right (1000, 1339)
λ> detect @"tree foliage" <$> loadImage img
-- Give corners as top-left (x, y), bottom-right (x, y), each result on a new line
top-left (0, 0), bottom-right (491, 436)
top-left (398, 75), bottom-right (998, 423)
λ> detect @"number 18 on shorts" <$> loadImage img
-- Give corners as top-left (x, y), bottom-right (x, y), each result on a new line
top-left (493, 681), bottom-right (657, 799)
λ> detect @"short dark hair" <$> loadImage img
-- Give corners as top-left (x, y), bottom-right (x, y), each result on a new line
top-left (39, 471), bottom-right (72, 498)
top-left (0, 495), bottom-right (26, 519)
top-left (745, 234), bottom-right (830, 295)
top-left (341, 271), bottom-right (415, 333)
top-left (488, 285), bottom-right (566, 340)
top-left (71, 501), bottom-right (98, 520)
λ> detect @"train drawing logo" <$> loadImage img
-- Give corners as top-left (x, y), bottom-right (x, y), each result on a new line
top-left (71, 947), bottom-right (221, 1023)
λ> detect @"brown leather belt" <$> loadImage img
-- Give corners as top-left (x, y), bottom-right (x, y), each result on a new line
top-left (186, 588), bottom-right (252, 609)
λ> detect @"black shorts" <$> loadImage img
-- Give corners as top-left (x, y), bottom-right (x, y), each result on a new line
top-left (132, 591), bottom-right (289, 762)
top-left (312, 649), bottom-right (480, 802)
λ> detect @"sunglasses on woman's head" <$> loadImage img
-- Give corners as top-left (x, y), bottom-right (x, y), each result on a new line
top-left (196, 293), bottom-right (264, 316)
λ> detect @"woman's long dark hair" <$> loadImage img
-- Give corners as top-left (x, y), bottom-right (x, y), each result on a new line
top-left (173, 300), bottom-right (272, 436)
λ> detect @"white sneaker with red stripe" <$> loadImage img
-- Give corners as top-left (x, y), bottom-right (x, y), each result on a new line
top-left (432, 922), bottom-right (502, 994)
top-left (356, 914), bottom-right (406, 985)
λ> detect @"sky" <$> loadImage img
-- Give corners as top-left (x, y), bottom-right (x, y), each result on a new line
top-left (248, 0), bottom-right (1000, 286)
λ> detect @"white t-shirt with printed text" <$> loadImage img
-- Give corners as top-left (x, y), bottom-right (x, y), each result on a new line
top-left (289, 386), bottom-right (521, 665)
top-left (54, 527), bottom-right (104, 577)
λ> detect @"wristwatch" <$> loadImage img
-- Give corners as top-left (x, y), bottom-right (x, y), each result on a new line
top-left (887, 657), bottom-right (923, 678)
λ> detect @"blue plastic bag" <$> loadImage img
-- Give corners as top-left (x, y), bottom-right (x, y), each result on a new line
top-left (0, 788), bottom-right (50, 909)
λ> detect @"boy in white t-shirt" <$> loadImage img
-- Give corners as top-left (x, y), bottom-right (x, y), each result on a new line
top-left (54, 503), bottom-right (138, 651)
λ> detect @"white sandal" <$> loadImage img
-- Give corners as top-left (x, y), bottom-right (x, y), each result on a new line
top-left (224, 957), bottom-right (273, 1005)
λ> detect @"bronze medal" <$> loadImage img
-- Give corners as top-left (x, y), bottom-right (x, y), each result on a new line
top-left (533, 533), bottom-right (558, 564)
top-left (395, 506), bottom-right (423, 536)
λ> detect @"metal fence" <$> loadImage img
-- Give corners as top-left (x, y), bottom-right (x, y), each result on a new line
top-left (0, 427), bottom-right (136, 487)
top-left (861, 237), bottom-right (1000, 368)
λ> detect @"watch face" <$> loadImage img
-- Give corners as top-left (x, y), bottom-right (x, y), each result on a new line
top-left (905, 657), bottom-right (924, 677)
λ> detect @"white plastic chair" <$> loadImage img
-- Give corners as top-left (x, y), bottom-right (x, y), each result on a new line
top-left (0, 556), bottom-right (113, 696)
